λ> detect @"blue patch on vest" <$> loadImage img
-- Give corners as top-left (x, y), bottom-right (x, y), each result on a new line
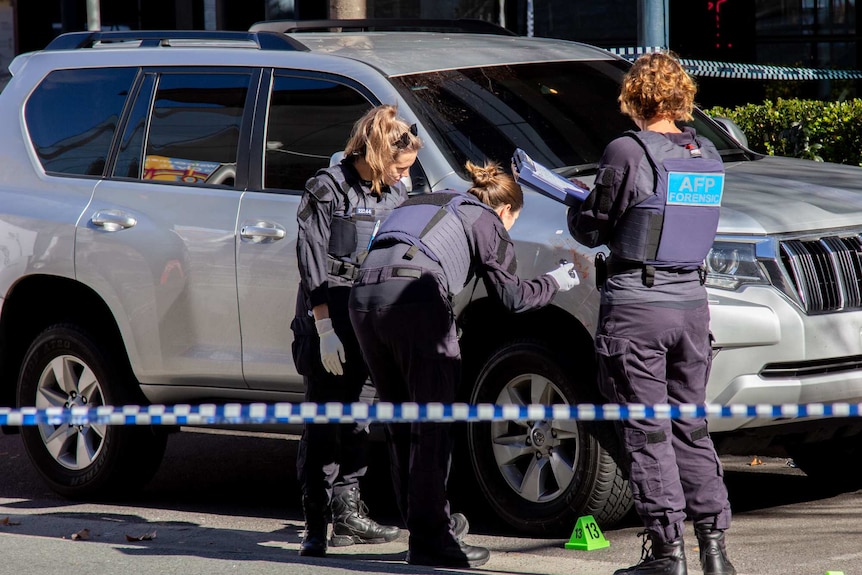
top-left (354, 207), bottom-right (374, 216)
top-left (666, 172), bottom-right (725, 206)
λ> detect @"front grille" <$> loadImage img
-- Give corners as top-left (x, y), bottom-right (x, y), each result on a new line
top-left (779, 235), bottom-right (862, 313)
top-left (760, 355), bottom-right (862, 378)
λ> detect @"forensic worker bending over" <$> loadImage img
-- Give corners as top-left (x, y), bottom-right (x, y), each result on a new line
top-left (568, 52), bottom-right (736, 575)
top-left (349, 160), bottom-right (577, 568)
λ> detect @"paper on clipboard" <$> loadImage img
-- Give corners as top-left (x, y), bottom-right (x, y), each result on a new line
top-left (512, 148), bottom-right (590, 207)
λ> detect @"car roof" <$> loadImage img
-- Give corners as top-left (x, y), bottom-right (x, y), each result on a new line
top-left (21, 28), bottom-right (619, 80)
top-left (283, 32), bottom-right (618, 77)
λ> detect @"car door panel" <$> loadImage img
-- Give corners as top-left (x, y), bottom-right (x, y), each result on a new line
top-left (76, 69), bottom-right (257, 388)
top-left (238, 70), bottom-right (374, 391)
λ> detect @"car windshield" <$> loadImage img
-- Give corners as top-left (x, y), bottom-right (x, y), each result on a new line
top-left (394, 60), bottom-right (748, 179)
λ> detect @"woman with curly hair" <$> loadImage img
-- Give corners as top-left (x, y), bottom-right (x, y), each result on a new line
top-left (348, 160), bottom-right (578, 568)
top-left (568, 52), bottom-right (736, 575)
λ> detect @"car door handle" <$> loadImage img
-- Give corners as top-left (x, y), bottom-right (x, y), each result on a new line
top-left (90, 210), bottom-right (137, 231)
top-left (240, 222), bottom-right (286, 242)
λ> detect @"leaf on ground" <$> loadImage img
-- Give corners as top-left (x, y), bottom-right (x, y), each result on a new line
top-left (71, 528), bottom-right (91, 540)
top-left (125, 530), bottom-right (157, 542)
top-left (0, 517), bottom-right (21, 526)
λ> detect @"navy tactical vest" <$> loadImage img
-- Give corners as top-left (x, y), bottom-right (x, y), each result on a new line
top-left (371, 191), bottom-right (495, 296)
top-left (312, 162), bottom-right (405, 280)
top-left (610, 129), bottom-right (725, 269)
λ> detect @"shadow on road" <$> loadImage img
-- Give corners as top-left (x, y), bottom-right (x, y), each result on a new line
top-left (0, 429), bottom-right (852, 536)
top-left (723, 459), bottom-right (816, 513)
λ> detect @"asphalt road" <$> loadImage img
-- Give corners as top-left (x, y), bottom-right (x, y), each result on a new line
top-left (0, 427), bottom-right (860, 575)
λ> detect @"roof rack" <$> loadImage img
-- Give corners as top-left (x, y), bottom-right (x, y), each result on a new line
top-left (249, 18), bottom-right (516, 36)
top-left (43, 30), bottom-right (308, 52)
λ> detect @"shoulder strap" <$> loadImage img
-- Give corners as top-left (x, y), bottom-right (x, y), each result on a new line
top-left (316, 166), bottom-right (353, 213)
top-left (400, 192), bottom-right (475, 261)
top-left (623, 131), bottom-right (660, 193)
top-left (400, 190), bottom-right (461, 207)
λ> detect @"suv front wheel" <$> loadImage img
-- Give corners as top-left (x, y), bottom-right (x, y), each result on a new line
top-left (466, 341), bottom-right (632, 534)
top-left (17, 324), bottom-right (167, 498)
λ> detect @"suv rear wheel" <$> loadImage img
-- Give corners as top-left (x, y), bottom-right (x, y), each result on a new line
top-left (17, 324), bottom-right (167, 498)
top-left (466, 341), bottom-right (632, 534)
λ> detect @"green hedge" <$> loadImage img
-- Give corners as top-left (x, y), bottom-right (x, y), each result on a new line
top-left (704, 99), bottom-right (862, 166)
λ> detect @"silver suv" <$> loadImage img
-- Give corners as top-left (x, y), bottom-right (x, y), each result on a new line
top-left (3, 21), bottom-right (862, 536)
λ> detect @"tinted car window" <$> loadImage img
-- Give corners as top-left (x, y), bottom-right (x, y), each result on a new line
top-left (25, 67), bottom-right (137, 176)
top-left (396, 60), bottom-right (743, 178)
top-left (143, 72), bottom-right (251, 187)
top-left (264, 75), bottom-right (371, 191)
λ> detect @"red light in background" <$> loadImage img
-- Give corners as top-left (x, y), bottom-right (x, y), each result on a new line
top-left (708, 0), bottom-right (730, 49)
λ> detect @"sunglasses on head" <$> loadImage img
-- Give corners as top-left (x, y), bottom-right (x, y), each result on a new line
top-left (393, 123), bottom-right (418, 149)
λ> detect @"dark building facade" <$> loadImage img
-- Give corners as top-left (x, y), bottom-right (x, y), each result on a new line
top-left (8, 1), bottom-right (860, 107)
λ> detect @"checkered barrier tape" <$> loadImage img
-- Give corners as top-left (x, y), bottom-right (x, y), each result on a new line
top-left (1, 402), bottom-right (861, 426)
top-left (607, 46), bottom-right (862, 80)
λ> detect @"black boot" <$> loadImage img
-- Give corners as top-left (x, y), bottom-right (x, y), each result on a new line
top-left (330, 486), bottom-right (401, 546)
top-left (299, 496), bottom-right (328, 557)
top-left (695, 524), bottom-right (736, 575)
top-left (407, 539), bottom-right (491, 568)
top-left (614, 531), bottom-right (688, 575)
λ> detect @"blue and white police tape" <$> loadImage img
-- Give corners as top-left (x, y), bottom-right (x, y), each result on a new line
top-left (1, 402), bottom-right (862, 427)
top-left (607, 46), bottom-right (862, 80)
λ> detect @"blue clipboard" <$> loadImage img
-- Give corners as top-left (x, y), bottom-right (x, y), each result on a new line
top-left (512, 148), bottom-right (590, 207)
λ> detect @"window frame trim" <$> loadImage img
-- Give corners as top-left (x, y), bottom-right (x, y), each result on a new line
top-left (107, 65), bottom-right (261, 191)
top-left (25, 66), bottom-right (141, 179)
top-left (250, 68), bottom-right (381, 194)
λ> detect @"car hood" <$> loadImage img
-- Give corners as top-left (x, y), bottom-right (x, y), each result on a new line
top-left (720, 155), bottom-right (862, 235)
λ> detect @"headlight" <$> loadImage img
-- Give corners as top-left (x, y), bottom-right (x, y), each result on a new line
top-left (704, 240), bottom-right (770, 290)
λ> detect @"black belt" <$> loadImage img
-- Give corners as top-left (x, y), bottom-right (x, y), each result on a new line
top-left (392, 267), bottom-right (422, 279)
top-left (327, 258), bottom-right (360, 281)
top-left (356, 265), bottom-right (423, 285)
top-left (606, 261), bottom-right (699, 276)
top-left (605, 260), bottom-right (704, 288)
top-left (605, 260), bottom-right (646, 276)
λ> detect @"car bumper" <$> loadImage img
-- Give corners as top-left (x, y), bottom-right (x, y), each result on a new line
top-left (707, 285), bottom-right (862, 432)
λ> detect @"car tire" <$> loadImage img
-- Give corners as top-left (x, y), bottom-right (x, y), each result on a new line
top-left (17, 324), bottom-right (167, 498)
top-left (465, 340), bottom-right (632, 535)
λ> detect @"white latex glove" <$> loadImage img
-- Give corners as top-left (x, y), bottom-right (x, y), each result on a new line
top-left (315, 318), bottom-right (346, 376)
top-left (546, 261), bottom-right (579, 292)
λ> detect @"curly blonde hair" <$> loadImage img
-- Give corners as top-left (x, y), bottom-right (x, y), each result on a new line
top-left (344, 104), bottom-right (423, 195)
top-left (466, 160), bottom-right (523, 211)
top-left (619, 52), bottom-right (696, 122)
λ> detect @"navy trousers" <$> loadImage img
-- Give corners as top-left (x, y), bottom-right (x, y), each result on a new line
top-left (294, 291), bottom-right (371, 509)
top-left (349, 273), bottom-right (462, 553)
top-left (595, 301), bottom-right (732, 542)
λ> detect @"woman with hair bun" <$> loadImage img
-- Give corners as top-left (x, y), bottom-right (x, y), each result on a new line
top-left (348, 160), bottom-right (578, 568)
top-left (292, 104), bottom-right (421, 557)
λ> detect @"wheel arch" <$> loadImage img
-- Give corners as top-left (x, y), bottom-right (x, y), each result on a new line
top-left (458, 297), bottom-right (598, 399)
top-left (0, 275), bottom-right (133, 412)
top-left (453, 297), bottom-right (632, 534)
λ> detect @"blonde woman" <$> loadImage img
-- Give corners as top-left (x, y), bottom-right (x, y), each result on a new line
top-left (568, 52), bottom-right (735, 575)
top-left (292, 104), bottom-right (421, 557)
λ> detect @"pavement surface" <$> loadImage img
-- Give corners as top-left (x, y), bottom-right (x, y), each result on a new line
top-left (1, 427), bottom-right (860, 575)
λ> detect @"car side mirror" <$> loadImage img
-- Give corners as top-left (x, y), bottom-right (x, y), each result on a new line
top-left (712, 116), bottom-right (749, 149)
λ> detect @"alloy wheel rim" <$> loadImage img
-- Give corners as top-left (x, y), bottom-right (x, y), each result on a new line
top-left (34, 355), bottom-right (106, 470)
top-left (490, 372), bottom-right (580, 503)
